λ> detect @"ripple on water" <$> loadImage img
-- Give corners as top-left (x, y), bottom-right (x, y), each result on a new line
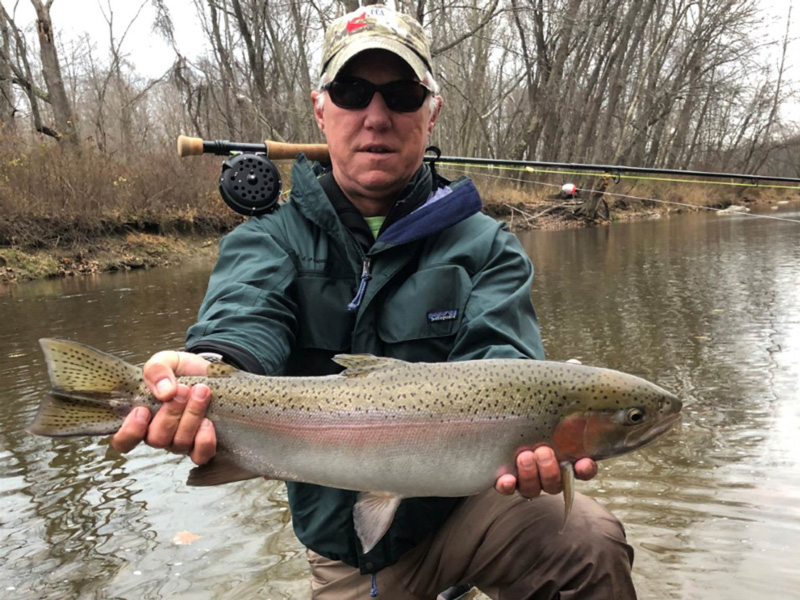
top-left (3, 218), bottom-right (800, 599)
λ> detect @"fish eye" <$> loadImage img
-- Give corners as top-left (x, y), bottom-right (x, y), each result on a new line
top-left (625, 408), bottom-right (645, 425)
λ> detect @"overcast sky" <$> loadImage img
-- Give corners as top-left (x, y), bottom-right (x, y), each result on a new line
top-left (5, 0), bottom-right (800, 120)
top-left (8, 0), bottom-right (207, 79)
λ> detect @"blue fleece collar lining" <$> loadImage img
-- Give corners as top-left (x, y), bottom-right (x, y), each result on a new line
top-left (377, 178), bottom-right (482, 246)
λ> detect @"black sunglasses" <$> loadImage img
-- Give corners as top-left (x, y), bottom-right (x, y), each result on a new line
top-left (323, 76), bottom-right (432, 113)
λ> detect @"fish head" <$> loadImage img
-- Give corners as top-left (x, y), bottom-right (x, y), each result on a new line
top-left (550, 374), bottom-right (682, 462)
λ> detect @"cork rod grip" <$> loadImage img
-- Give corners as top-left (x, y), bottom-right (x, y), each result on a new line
top-left (265, 141), bottom-right (330, 162)
top-left (177, 135), bottom-right (205, 157)
top-left (176, 135), bottom-right (330, 162)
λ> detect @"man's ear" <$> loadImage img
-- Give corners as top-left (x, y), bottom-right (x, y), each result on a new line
top-left (428, 95), bottom-right (443, 134)
top-left (311, 91), bottom-right (325, 131)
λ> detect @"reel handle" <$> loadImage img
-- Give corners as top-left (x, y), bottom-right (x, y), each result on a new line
top-left (177, 135), bottom-right (330, 162)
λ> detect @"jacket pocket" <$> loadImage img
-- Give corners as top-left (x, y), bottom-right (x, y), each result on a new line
top-left (294, 273), bottom-right (355, 351)
top-left (377, 265), bottom-right (471, 343)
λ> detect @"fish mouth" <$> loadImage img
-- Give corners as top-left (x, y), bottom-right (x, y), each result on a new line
top-left (627, 412), bottom-right (682, 448)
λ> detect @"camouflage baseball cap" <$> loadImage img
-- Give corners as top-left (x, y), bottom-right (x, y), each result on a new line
top-left (321, 4), bottom-right (432, 82)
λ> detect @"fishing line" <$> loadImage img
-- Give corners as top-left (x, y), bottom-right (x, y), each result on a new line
top-left (440, 165), bottom-right (800, 225)
top-left (437, 160), bottom-right (800, 191)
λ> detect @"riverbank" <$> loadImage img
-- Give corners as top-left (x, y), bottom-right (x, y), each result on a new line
top-left (478, 175), bottom-right (799, 230)
top-left (0, 232), bottom-right (222, 284)
top-left (1, 170), bottom-right (796, 283)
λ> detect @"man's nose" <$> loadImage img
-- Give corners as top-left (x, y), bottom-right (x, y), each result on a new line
top-left (362, 91), bottom-right (392, 128)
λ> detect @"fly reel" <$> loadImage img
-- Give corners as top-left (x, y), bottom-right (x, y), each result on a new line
top-left (218, 153), bottom-right (282, 216)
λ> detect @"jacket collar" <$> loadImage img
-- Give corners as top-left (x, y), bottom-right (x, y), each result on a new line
top-left (289, 155), bottom-right (482, 251)
top-left (374, 177), bottom-right (483, 248)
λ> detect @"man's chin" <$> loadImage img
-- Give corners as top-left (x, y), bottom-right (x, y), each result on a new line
top-left (353, 171), bottom-right (408, 194)
top-left (333, 161), bottom-right (416, 205)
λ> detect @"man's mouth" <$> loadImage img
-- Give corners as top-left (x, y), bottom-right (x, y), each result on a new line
top-left (361, 146), bottom-right (393, 154)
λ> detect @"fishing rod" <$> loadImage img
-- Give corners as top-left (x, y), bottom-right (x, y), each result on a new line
top-left (178, 135), bottom-right (329, 215)
top-left (177, 135), bottom-right (800, 216)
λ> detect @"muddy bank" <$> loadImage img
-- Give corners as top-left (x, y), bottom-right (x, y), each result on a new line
top-left (2, 192), bottom-right (796, 284)
top-left (0, 232), bottom-right (220, 284)
top-left (482, 185), bottom-right (799, 230)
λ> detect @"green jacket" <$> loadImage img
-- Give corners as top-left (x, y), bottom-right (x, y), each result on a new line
top-left (186, 156), bottom-right (545, 573)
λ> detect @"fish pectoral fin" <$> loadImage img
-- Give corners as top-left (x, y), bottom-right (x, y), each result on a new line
top-left (353, 491), bottom-right (403, 554)
top-left (332, 354), bottom-right (406, 377)
top-left (186, 452), bottom-right (262, 486)
top-left (559, 461), bottom-right (575, 534)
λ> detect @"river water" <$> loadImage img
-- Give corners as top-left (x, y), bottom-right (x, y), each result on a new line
top-left (1, 204), bottom-right (798, 599)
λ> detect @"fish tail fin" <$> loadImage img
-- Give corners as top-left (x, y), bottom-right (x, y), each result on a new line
top-left (27, 339), bottom-right (143, 437)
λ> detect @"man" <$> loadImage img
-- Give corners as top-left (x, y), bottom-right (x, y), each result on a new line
top-left (111, 5), bottom-right (636, 599)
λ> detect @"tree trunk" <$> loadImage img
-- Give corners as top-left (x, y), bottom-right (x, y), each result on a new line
top-left (576, 174), bottom-right (611, 220)
top-left (30, 0), bottom-right (78, 145)
top-left (0, 2), bottom-right (58, 138)
top-left (0, 13), bottom-right (16, 134)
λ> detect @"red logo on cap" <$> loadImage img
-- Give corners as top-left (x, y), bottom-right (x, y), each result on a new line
top-left (347, 12), bottom-right (367, 33)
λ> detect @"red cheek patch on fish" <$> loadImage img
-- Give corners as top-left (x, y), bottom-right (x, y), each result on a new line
top-left (553, 412), bottom-right (618, 460)
top-left (552, 415), bottom-right (588, 460)
top-left (582, 413), bottom-right (618, 453)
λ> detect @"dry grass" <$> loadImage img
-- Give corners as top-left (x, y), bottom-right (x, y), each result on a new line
top-left (1, 136), bottom-right (796, 256)
top-left (463, 168), bottom-right (799, 230)
top-left (0, 136), bottom-right (241, 249)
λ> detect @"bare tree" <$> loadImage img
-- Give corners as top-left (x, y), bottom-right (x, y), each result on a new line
top-left (0, 0), bottom-right (796, 184)
top-left (0, 9), bottom-right (16, 133)
top-left (0, 2), bottom-right (58, 138)
top-left (29, 0), bottom-right (77, 144)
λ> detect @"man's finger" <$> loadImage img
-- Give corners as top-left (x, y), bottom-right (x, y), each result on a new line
top-left (110, 407), bottom-right (151, 453)
top-left (532, 446), bottom-right (563, 495)
top-left (143, 352), bottom-right (181, 400)
top-left (494, 473), bottom-right (517, 495)
top-left (575, 457), bottom-right (598, 480)
top-left (189, 419), bottom-right (217, 465)
top-left (145, 384), bottom-right (190, 449)
top-left (516, 450), bottom-right (543, 498)
top-left (170, 384), bottom-right (212, 454)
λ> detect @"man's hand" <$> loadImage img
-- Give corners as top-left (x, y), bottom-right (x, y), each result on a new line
top-left (495, 447), bottom-right (598, 498)
top-left (110, 351), bottom-right (217, 465)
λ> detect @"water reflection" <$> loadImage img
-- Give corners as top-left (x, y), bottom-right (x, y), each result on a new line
top-left (520, 206), bottom-right (800, 599)
top-left (1, 208), bottom-right (799, 599)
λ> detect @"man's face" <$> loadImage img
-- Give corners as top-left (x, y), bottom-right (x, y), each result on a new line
top-left (311, 50), bottom-right (441, 214)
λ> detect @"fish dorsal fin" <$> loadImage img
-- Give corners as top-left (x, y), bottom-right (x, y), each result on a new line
top-left (332, 354), bottom-right (406, 377)
top-left (39, 338), bottom-right (141, 394)
top-left (353, 491), bottom-right (403, 553)
top-left (206, 362), bottom-right (243, 377)
top-left (186, 451), bottom-right (262, 486)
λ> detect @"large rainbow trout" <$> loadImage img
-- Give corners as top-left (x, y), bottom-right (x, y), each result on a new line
top-left (29, 339), bottom-right (681, 552)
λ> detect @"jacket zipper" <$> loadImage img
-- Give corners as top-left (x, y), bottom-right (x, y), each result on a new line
top-left (346, 232), bottom-right (372, 312)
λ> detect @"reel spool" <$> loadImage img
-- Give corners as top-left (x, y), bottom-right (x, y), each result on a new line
top-left (219, 153), bottom-right (282, 216)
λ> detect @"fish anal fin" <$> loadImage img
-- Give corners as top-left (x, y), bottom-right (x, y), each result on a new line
top-left (186, 452), bottom-right (262, 486)
top-left (332, 354), bottom-right (406, 377)
top-left (353, 491), bottom-right (403, 553)
top-left (559, 461), bottom-right (575, 534)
